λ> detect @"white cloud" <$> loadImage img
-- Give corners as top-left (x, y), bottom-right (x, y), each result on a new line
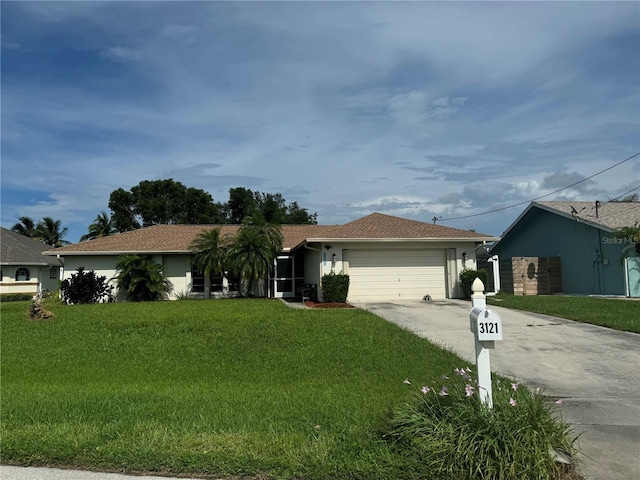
top-left (1, 1), bottom-right (638, 242)
top-left (100, 46), bottom-right (142, 62)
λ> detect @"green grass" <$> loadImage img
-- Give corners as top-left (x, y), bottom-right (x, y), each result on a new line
top-left (384, 371), bottom-right (577, 480)
top-left (487, 293), bottom-right (640, 333)
top-left (2, 299), bottom-right (467, 479)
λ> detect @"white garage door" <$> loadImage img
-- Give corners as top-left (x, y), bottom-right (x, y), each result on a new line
top-left (347, 250), bottom-right (447, 301)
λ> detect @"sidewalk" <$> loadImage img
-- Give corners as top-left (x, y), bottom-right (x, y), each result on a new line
top-left (354, 299), bottom-right (640, 480)
top-left (0, 465), bottom-right (212, 479)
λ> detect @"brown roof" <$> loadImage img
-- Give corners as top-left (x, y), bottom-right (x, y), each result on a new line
top-left (317, 213), bottom-right (496, 240)
top-left (536, 201), bottom-right (640, 230)
top-left (44, 213), bottom-right (497, 256)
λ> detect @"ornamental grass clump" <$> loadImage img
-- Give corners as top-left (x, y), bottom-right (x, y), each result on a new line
top-left (384, 367), bottom-right (579, 480)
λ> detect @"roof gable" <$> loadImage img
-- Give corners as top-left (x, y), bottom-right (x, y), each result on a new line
top-left (317, 213), bottom-right (496, 240)
top-left (1, 227), bottom-right (62, 266)
top-left (491, 200), bottom-right (640, 252)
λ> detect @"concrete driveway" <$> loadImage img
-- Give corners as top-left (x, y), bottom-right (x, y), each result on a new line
top-left (354, 299), bottom-right (640, 480)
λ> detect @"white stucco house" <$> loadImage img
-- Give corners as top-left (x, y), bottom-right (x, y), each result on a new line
top-left (44, 213), bottom-right (499, 302)
top-left (1, 227), bottom-right (63, 296)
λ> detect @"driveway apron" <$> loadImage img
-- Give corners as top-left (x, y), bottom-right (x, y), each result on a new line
top-left (354, 299), bottom-right (640, 480)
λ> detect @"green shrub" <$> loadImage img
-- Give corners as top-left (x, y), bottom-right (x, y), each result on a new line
top-left (383, 367), bottom-right (578, 480)
top-left (321, 272), bottom-right (350, 303)
top-left (60, 267), bottom-right (114, 304)
top-left (174, 290), bottom-right (195, 301)
top-left (459, 268), bottom-right (489, 299)
top-left (0, 293), bottom-right (33, 302)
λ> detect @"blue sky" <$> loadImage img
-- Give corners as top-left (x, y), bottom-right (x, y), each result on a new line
top-left (2, 1), bottom-right (639, 243)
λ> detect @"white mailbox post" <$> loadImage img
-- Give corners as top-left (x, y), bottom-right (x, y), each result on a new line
top-left (469, 278), bottom-right (503, 408)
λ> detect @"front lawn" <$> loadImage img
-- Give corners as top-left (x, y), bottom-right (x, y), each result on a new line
top-left (487, 293), bottom-right (640, 333)
top-left (1, 299), bottom-right (578, 479)
top-left (1, 299), bottom-right (464, 479)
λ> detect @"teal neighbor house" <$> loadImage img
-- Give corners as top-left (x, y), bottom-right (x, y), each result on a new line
top-left (490, 201), bottom-right (640, 297)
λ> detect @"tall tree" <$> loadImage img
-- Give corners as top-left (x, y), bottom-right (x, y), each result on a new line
top-left (11, 216), bottom-right (38, 238)
top-left (80, 211), bottom-right (116, 242)
top-left (108, 188), bottom-right (141, 233)
top-left (190, 228), bottom-right (230, 280)
top-left (256, 192), bottom-right (287, 224)
top-left (227, 187), bottom-right (256, 224)
top-left (114, 255), bottom-right (173, 302)
top-left (35, 217), bottom-right (71, 247)
top-left (286, 201), bottom-right (317, 224)
top-left (108, 179), bottom-right (222, 231)
top-left (226, 213), bottom-right (283, 297)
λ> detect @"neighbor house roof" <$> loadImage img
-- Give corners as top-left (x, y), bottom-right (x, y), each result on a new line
top-left (533, 201), bottom-right (640, 230)
top-left (43, 212), bottom-right (498, 256)
top-left (1, 227), bottom-right (63, 266)
top-left (499, 201), bottom-right (640, 240)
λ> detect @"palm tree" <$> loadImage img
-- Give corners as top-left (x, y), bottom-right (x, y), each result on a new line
top-left (114, 255), bottom-right (173, 302)
top-left (226, 214), bottom-right (283, 297)
top-left (80, 211), bottom-right (116, 242)
top-left (11, 216), bottom-right (38, 238)
top-left (35, 217), bottom-right (71, 247)
top-left (190, 227), bottom-right (230, 280)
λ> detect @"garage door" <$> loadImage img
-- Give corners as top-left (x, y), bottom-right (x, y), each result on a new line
top-left (347, 250), bottom-right (447, 301)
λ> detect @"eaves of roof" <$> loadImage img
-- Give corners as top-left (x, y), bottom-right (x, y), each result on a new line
top-left (300, 236), bottom-right (500, 244)
top-left (1, 260), bottom-right (52, 266)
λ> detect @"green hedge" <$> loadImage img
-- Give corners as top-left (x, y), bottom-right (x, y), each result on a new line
top-left (459, 269), bottom-right (489, 299)
top-left (0, 293), bottom-right (34, 302)
top-left (321, 273), bottom-right (350, 303)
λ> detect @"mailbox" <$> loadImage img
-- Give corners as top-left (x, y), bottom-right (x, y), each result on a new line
top-left (469, 306), bottom-right (503, 341)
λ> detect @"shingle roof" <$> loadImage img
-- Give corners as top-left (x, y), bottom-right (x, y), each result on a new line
top-left (44, 224), bottom-right (339, 255)
top-left (44, 213), bottom-right (497, 256)
top-left (316, 213), bottom-right (497, 240)
top-left (1, 228), bottom-right (63, 266)
top-left (535, 201), bottom-right (640, 231)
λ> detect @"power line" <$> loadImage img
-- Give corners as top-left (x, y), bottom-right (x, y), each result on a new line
top-left (609, 185), bottom-right (640, 202)
top-left (436, 152), bottom-right (640, 222)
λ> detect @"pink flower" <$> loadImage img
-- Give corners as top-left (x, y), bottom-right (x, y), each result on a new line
top-left (511, 382), bottom-right (519, 391)
top-left (465, 384), bottom-right (474, 397)
top-left (403, 378), bottom-right (411, 385)
top-left (421, 386), bottom-right (431, 395)
top-left (509, 398), bottom-right (517, 407)
top-left (439, 386), bottom-right (449, 396)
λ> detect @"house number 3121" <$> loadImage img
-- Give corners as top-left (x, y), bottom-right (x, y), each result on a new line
top-left (478, 322), bottom-right (498, 334)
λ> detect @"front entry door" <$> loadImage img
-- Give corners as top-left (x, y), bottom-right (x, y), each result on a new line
top-left (273, 256), bottom-right (294, 298)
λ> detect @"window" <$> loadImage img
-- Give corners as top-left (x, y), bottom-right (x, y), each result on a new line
top-left (16, 267), bottom-right (30, 281)
top-left (191, 266), bottom-right (205, 293)
top-left (210, 273), bottom-right (240, 292)
top-left (50, 267), bottom-right (59, 279)
top-left (0, 270), bottom-right (3, 281)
